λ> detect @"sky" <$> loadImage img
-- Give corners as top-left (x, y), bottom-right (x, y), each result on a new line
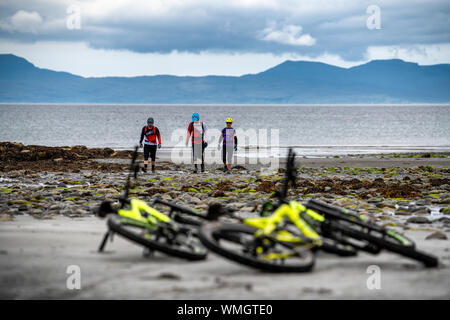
top-left (0, 0), bottom-right (449, 77)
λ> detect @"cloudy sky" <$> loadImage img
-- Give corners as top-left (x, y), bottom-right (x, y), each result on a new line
top-left (0, 0), bottom-right (449, 77)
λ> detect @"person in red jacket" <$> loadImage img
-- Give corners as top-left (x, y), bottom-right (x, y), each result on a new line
top-left (186, 112), bottom-right (207, 173)
top-left (139, 117), bottom-right (161, 173)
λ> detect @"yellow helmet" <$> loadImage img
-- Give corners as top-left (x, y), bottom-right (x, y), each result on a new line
top-left (226, 117), bottom-right (233, 123)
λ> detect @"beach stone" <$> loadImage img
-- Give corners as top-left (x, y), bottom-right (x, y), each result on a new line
top-left (415, 199), bottom-right (431, 206)
top-left (8, 199), bottom-right (28, 205)
top-left (60, 209), bottom-right (73, 216)
top-left (74, 209), bottom-right (88, 215)
top-left (381, 207), bottom-right (394, 214)
top-left (97, 188), bottom-right (117, 194)
top-left (440, 207), bottom-right (450, 214)
top-left (180, 194), bottom-right (191, 201)
top-left (425, 231), bottom-right (447, 240)
top-left (324, 187), bottom-right (332, 192)
top-left (30, 209), bottom-right (43, 215)
top-left (0, 215), bottom-right (13, 222)
top-left (2, 209), bottom-right (19, 215)
top-left (406, 216), bottom-right (430, 224)
top-left (411, 208), bottom-right (430, 215)
top-left (195, 204), bottom-right (208, 210)
top-left (190, 196), bottom-right (201, 203)
top-left (440, 197), bottom-right (450, 205)
top-left (437, 217), bottom-right (450, 224)
top-left (333, 199), bottom-right (354, 207)
top-left (395, 209), bottom-right (411, 216)
top-left (18, 204), bottom-right (28, 211)
top-left (376, 201), bottom-right (395, 209)
top-left (9, 170), bottom-right (22, 178)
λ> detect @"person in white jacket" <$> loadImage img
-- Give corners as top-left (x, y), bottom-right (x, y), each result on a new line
top-left (185, 112), bottom-right (208, 173)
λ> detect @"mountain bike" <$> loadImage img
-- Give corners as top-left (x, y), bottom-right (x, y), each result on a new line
top-left (304, 199), bottom-right (438, 267)
top-left (199, 148), bottom-right (439, 271)
top-left (198, 149), bottom-right (321, 272)
top-left (96, 146), bottom-right (210, 261)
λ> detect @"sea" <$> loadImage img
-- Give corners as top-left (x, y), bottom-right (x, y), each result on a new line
top-left (1, 104), bottom-right (449, 158)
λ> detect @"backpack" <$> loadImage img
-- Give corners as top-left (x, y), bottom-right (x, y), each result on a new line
top-left (144, 126), bottom-right (157, 143)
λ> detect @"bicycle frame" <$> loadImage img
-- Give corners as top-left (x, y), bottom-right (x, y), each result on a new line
top-left (243, 200), bottom-right (324, 246)
top-left (117, 198), bottom-right (172, 229)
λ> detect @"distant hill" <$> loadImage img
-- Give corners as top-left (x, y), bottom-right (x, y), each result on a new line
top-left (1, 54), bottom-right (449, 103)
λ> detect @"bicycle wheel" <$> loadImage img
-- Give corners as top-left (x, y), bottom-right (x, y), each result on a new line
top-left (331, 220), bottom-right (439, 267)
top-left (107, 215), bottom-right (208, 261)
top-left (199, 222), bottom-right (315, 273)
top-left (319, 237), bottom-right (358, 257)
top-left (173, 212), bottom-right (203, 227)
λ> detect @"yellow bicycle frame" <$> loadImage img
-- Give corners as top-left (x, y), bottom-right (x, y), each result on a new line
top-left (117, 198), bottom-right (171, 228)
top-left (243, 201), bottom-right (324, 246)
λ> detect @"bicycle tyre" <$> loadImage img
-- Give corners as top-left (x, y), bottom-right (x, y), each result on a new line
top-left (319, 237), bottom-right (358, 257)
top-left (199, 222), bottom-right (315, 273)
top-left (330, 220), bottom-right (438, 267)
top-left (107, 215), bottom-right (208, 261)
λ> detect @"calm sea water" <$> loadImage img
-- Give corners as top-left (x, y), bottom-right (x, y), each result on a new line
top-left (0, 104), bottom-right (449, 157)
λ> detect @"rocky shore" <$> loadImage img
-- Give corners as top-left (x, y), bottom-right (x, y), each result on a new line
top-left (0, 142), bottom-right (449, 240)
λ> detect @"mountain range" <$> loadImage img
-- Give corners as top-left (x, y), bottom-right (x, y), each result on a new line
top-left (1, 54), bottom-right (449, 103)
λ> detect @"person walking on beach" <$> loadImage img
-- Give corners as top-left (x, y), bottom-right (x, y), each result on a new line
top-left (139, 117), bottom-right (161, 173)
top-left (218, 117), bottom-right (238, 172)
top-left (186, 112), bottom-right (207, 173)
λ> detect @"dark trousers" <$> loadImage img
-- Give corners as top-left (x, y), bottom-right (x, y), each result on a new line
top-left (192, 143), bottom-right (205, 165)
top-left (222, 145), bottom-right (234, 164)
top-left (143, 144), bottom-right (157, 161)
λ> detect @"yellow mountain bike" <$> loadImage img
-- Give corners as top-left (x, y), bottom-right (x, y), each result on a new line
top-left (200, 148), bottom-right (439, 270)
top-left (199, 200), bottom-right (321, 272)
top-left (96, 146), bottom-right (209, 261)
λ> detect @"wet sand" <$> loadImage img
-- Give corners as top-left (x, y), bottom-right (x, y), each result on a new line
top-left (0, 215), bottom-right (449, 299)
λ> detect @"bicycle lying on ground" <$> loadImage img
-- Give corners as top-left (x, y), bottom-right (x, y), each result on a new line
top-left (95, 146), bottom-right (227, 261)
top-left (198, 149), bottom-right (439, 272)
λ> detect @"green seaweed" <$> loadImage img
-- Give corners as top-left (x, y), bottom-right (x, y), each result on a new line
top-left (68, 181), bottom-right (83, 185)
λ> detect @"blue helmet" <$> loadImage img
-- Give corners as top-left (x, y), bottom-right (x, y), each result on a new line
top-left (192, 113), bottom-right (199, 121)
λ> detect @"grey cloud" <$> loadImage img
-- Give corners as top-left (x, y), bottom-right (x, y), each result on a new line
top-left (0, 0), bottom-right (449, 61)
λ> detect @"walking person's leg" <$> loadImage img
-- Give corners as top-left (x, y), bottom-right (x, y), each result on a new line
top-left (201, 143), bottom-right (205, 172)
top-left (192, 143), bottom-right (200, 173)
top-left (226, 144), bottom-right (233, 171)
top-left (227, 147), bottom-right (233, 171)
top-left (222, 146), bottom-right (227, 172)
top-left (150, 145), bottom-right (157, 173)
top-left (143, 145), bottom-right (150, 172)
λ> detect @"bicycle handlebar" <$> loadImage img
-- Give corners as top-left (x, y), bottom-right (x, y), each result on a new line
top-left (276, 147), bottom-right (297, 205)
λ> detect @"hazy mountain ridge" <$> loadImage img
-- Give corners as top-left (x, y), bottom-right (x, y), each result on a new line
top-left (1, 54), bottom-right (449, 103)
